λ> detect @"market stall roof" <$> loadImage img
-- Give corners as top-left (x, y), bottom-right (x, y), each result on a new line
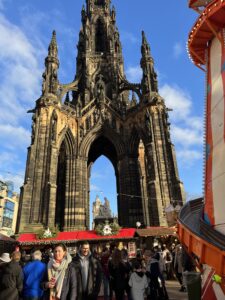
top-left (0, 233), bottom-right (17, 243)
top-left (17, 228), bottom-right (136, 245)
top-left (188, 0), bottom-right (225, 66)
top-left (135, 227), bottom-right (176, 238)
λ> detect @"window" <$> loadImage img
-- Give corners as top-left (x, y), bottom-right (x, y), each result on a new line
top-left (2, 200), bottom-right (14, 228)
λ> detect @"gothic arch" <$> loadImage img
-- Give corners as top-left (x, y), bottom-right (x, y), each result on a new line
top-left (58, 127), bottom-right (76, 156)
top-left (79, 123), bottom-right (126, 159)
top-left (129, 126), bottom-right (148, 155)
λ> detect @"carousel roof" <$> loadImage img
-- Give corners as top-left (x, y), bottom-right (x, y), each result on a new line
top-left (188, 0), bottom-right (225, 67)
top-left (17, 228), bottom-right (136, 245)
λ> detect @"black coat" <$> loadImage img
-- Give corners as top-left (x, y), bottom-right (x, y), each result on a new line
top-left (108, 260), bottom-right (131, 291)
top-left (72, 254), bottom-right (102, 300)
top-left (41, 262), bottom-right (77, 300)
top-left (0, 261), bottom-right (23, 300)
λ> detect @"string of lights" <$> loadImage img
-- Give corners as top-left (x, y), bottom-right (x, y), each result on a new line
top-left (0, 169), bottom-right (24, 177)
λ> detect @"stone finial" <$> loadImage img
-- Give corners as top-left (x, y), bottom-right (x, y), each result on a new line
top-left (141, 30), bottom-right (151, 57)
top-left (48, 30), bottom-right (58, 58)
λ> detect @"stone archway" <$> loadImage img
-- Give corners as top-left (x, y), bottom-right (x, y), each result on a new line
top-left (81, 128), bottom-right (144, 228)
top-left (88, 136), bottom-right (118, 226)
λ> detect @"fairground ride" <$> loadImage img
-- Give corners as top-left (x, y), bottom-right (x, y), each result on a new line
top-left (178, 0), bottom-right (225, 299)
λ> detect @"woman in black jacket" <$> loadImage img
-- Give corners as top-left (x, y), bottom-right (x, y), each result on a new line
top-left (42, 243), bottom-right (77, 300)
top-left (108, 249), bottom-right (131, 300)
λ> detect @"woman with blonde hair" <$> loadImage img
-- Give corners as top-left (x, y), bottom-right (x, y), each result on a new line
top-left (42, 243), bottom-right (77, 300)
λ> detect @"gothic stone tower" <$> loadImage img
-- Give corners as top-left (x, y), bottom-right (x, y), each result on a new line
top-left (17, 0), bottom-right (185, 233)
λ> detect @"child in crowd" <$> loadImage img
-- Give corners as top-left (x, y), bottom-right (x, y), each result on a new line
top-left (128, 261), bottom-right (148, 300)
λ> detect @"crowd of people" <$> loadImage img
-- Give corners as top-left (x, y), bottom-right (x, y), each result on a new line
top-left (0, 241), bottom-right (195, 300)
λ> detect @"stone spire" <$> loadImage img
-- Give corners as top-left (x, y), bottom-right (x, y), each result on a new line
top-left (42, 30), bottom-right (59, 97)
top-left (140, 31), bottom-right (158, 97)
top-left (141, 30), bottom-right (151, 57)
top-left (48, 30), bottom-right (58, 58)
top-left (73, 0), bottom-right (125, 108)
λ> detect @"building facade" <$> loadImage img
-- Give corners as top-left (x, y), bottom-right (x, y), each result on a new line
top-left (0, 180), bottom-right (19, 236)
top-left (17, 0), bottom-right (185, 233)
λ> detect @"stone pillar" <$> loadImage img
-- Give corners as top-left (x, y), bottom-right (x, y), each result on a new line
top-left (118, 155), bottom-right (144, 227)
top-left (73, 157), bottom-right (88, 230)
top-left (145, 141), bottom-right (166, 226)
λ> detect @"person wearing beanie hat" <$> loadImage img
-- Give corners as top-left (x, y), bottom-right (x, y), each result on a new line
top-left (0, 251), bottom-right (23, 300)
top-left (23, 250), bottom-right (46, 300)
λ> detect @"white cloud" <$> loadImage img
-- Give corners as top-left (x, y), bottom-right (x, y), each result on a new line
top-left (171, 126), bottom-right (202, 147)
top-left (91, 171), bottom-right (104, 180)
top-left (0, 13), bottom-right (42, 133)
top-left (173, 42), bottom-right (183, 58)
top-left (121, 31), bottom-right (138, 44)
top-left (176, 149), bottom-right (202, 167)
top-left (0, 11), bottom-right (44, 189)
top-left (0, 152), bottom-right (18, 169)
top-left (0, 152), bottom-right (25, 192)
top-left (90, 184), bottom-right (101, 192)
top-left (160, 84), bottom-right (192, 121)
top-left (160, 83), bottom-right (203, 167)
top-left (0, 124), bottom-right (30, 150)
top-left (0, 172), bottom-right (24, 192)
top-left (126, 66), bottom-right (142, 82)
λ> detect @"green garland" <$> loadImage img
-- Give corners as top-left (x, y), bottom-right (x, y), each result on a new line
top-left (95, 221), bottom-right (121, 236)
top-left (36, 226), bottom-right (59, 240)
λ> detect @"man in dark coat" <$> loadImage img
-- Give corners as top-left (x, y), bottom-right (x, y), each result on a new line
top-left (0, 251), bottom-right (23, 300)
top-left (73, 241), bottom-right (102, 300)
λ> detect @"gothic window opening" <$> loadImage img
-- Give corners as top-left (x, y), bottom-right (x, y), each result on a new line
top-left (55, 141), bottom-right (67, 231)
top-left (95, 19), bottom-right (106, 53)
top-left (95, 0), bottom-right (105, 6)
top-left (129, 91), bottom-right (139, 107)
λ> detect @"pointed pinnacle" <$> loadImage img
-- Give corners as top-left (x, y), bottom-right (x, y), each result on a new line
top-left (48, 30), bottom-right (58, 57)
top-left (141, 30), bottom-right (151, 57)
top-left (142, 31), bottom-right (147, 44)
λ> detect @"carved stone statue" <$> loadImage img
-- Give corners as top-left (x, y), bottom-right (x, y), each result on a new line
top-left (96, 76), bottom-right (105, 101)
top-left (31, 115), bottom-right (36, 144)
top-left (93, 196), bottom-right (112, 219)
top-left (51, 115), bottom-right (57, 141)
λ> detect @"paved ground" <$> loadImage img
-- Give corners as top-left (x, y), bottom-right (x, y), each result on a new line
top-left (98, 280), bottom-right (189, 299)
top-left (166, 280), bottom-right (188, 300)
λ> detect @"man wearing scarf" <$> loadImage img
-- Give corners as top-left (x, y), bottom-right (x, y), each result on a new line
top-left (73, 241), bottom-right (102, 300)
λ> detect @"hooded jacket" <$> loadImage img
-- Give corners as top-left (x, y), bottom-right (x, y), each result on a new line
top-left (128, 271), bottom-right (148, 300)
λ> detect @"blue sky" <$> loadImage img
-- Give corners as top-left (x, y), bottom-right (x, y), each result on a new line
top-left (0, 0), bottom-right (204, 219)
